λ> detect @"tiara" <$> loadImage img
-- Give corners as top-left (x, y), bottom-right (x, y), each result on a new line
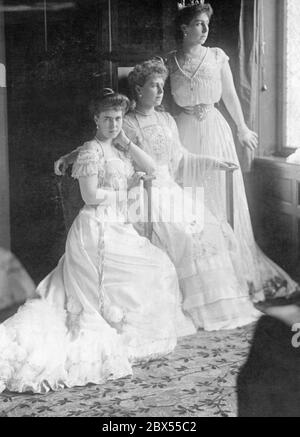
top-left (177, 0), bottom-right (205, 10)
top-left (151, 55), bottom-right (167, 65)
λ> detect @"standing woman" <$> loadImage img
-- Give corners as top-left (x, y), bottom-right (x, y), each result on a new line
top-left (168, 1), bottom-right (298, 299)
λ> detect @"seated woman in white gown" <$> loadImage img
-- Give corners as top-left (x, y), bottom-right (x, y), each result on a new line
top-left (0, 248), bottom-right (35, 310)
top-left (55, 61), bottom-right (260, 332)
top-left (0, 90), bottom-right (193, 394)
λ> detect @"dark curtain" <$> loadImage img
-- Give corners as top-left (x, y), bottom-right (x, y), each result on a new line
top-left (237, 0), bottom-right (263, 172)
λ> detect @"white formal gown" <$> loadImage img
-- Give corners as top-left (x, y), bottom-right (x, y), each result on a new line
top-left (124, 111), bottom-right (260, 331)
top-left (168, 46), bottom-right (299, 300)
top-left (0, 141), bottom-right (193, 394)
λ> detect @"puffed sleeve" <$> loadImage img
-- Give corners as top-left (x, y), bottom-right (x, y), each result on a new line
top-left (71, 141), bottom-right (104, 179)
top-left (215, 47), bottom-right (229, 65)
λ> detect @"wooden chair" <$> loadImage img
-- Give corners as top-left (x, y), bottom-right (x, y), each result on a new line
top-left (56, 166), bottom-right (236, 241)
top-left (224, 166), bottom-right (237, 229)
top-left (56, 169), bottom-right (155, 238)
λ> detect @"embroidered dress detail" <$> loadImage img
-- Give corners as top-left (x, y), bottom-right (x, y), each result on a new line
top-left (182, 103), bottom-right (214, 122)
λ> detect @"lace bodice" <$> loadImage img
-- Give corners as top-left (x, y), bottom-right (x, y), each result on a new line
top-left (72, 140), bottom-right (135, 191)
top-left (168, 47), bottom-right (229, 107)
top-left (123, 111), bottom-right (183, 177)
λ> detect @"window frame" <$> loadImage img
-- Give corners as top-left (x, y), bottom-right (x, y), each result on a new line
top-left (277, 0), bottom-right (300, 157)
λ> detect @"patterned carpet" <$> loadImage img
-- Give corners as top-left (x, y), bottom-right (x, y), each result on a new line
top-left (0, 315), bottom-right (255, 418)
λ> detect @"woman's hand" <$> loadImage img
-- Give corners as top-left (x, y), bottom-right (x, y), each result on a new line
top-left (204, 156), bottom-right (239, 171)
top-left (127, 171), bottom-right (146, 190)
top-left (237, 126), bottom-right (258, 151)
top-left (218, 160), bottom-right (239, 171)
top-left (54, 156), bottom-right (68, 176)
top-left (113, 129), bottom-right (131, 152)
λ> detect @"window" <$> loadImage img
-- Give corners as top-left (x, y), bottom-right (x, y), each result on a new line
top-left (283, 0), bottom-right (300, 151)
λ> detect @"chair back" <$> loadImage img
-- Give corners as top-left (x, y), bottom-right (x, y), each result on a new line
top-left (56, 168), bottom-right (84, 233)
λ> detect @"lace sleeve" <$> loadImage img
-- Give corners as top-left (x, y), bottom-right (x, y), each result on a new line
top-left (71, 141), bottom-right (104, 179)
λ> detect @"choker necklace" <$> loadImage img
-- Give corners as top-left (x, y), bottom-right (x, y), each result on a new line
top-left (134, 108), bottom-right (156, 116)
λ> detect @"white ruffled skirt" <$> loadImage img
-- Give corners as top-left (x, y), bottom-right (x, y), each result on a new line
top-left (0, 205), bottom-right (194, 393)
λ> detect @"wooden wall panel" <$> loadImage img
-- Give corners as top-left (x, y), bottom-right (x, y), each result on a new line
top-left (252, 157), bottom-right (300, 273)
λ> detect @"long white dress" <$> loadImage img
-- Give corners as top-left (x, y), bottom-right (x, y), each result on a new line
top-left (168, 47), bottom-right (299, 300)
top-left (123, 111), bottom-right (260, 331)
top-left (0, 248), bottom-right (36, 310)
top-left (0, 140), bottom-right (191, 394)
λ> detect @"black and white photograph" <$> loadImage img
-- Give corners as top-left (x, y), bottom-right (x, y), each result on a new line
top-left (0, 0), bottom-right (300, 419)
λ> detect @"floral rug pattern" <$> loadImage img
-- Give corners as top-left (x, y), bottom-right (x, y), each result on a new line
top-left (0, 321), bottom-right (255, 417)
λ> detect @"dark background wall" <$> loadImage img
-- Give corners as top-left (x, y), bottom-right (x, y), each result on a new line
top-left (4, 0), bottom-right (241, 283)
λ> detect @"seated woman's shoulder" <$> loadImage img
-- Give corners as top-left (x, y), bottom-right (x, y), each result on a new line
top-left (75, 140), bottom-right (103, 164)
top-left (79, 140), bottom-right (102, 155)
top-left (158, 109), bottom-right (175, 125)
top-left (165, 51), bottom-right (177, 72)
top-left (123, 111), bottom-right (136, 125)
top-left (123, 113), bottom-right (139, 140)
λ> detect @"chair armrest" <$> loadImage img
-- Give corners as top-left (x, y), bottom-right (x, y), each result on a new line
top-left (139, 174), bottom-right (155, 240)
top-left (140, 174), bottom-right (156, 183)
top-left (221, 167), bottom-right (238, 229)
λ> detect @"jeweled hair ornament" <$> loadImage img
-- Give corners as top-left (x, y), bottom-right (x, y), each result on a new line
top-left (177, 0), bottom-right (205, 10)
top-left (102, 88), bottom-right (115, 97)
top-left (151, 55), bottom-right (167, 66)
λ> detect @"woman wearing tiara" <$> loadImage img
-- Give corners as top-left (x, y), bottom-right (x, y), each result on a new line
top-left (56, 61), bottom-right (260, 332)
top-left (0, 90), bottom-right (192, 394)
top-left (168, 0), bottom-right (299, 300)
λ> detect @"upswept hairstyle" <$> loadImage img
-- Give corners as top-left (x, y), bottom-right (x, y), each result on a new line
top-left (89, 88), bottom-right (130, 117)
top-left (174, 3), bottom-right (213, 44)
top-left (127, 59), bottom-right (169, 102)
